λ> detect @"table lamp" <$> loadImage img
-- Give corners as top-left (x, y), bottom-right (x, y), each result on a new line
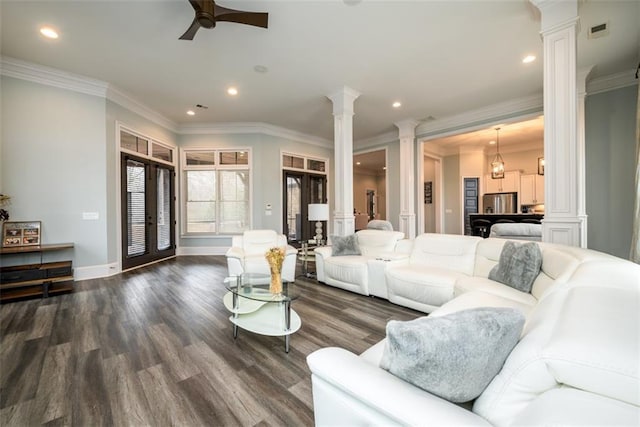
top-left (308, 203), bottom-right (329, 244)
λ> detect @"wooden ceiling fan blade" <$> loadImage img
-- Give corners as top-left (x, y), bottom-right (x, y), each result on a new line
top-left (214, 5), bottom-right (268, 28)
top-left (179, 18), bottom-right (201, 40)
top-left (187, 0), bottom-right (205, 13)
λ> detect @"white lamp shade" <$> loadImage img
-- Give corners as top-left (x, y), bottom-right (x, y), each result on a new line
top-left (308, 204), bottom-right (329, 221)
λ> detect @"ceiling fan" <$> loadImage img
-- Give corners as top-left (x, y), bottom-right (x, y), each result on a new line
top-left (179, 0), bottom-right (269, 40)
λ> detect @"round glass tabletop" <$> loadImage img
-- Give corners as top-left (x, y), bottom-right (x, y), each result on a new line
top-left (224, 272), bottom-right (299, 303)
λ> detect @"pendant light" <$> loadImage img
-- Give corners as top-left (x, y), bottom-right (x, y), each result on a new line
top-left (491, 127), bottom-right (505, 179)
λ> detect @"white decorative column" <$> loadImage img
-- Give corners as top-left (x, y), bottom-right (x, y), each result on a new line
top-left (577, 66), bottom-right (594, 248)
top-left (531, 0), bottom-right (581, 246)
top-left (395, 120), bottom-right (419, 238)
top-left (327, 86), bottom-right (360, 237)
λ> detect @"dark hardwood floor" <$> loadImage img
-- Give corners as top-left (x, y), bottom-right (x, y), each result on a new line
top-left (0, 256), bottom-right (421, 426)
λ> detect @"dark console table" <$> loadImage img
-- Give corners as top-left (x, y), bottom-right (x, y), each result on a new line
top-left (469, 214), bottom-right (544, 238)
top-left (0, 243), bottom-right (74, 302)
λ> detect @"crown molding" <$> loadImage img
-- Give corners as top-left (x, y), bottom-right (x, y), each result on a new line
top-left (416, 94), bottom-right (544, 139)
top-left (355, 131), bottom-right (398, 148)
top-left (587, 69), bottom-right (638, 95)
top-left (0, 56), bottom-right (108, 97)
top-left (178, 122), bottom-right (333, 147)
top-left (106, 85), bottom-right (177, 132)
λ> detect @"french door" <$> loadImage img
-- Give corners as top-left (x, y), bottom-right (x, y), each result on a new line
top-left (283, 171), bottom-right (327, 245)
top-left (121, 153), bottom-right (175, 270)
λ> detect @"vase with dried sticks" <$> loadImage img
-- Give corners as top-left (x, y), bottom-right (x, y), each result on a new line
top-left (265, 247), bottom-right (285, 294)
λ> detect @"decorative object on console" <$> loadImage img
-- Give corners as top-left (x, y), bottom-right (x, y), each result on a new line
top-left (489, 241), bottom-right (542, 293)
top-left (308, 203), bottom-right (329, 244)
top-left (2, 221), bottom-right (41, 247)
top-left (491, 127), bottom-right (505, 179)
top-left (330, 234), bottom-right (361, 256)
top-left (0, 194), bottom-right (10, 222)
top-left (380, 307), bottom-right (525, 403)
top-left (538, 157), bottom-right (545, 175)
top-left (265, 246), bottom-right (285, 294)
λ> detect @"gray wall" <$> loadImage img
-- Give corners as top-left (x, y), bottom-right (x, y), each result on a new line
top-left (585, 84), bottom-right (638, 259)
top-left (1, 76), bottom-right (108, 268)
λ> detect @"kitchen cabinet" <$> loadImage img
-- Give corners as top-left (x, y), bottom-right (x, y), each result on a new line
top-left (484, 171), bottom-right (520, 193)
top-left (520, 174), bottom-right (545, 205)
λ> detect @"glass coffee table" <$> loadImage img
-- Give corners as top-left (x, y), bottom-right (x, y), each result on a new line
top-left (223, 273), bottom-right (301, 353)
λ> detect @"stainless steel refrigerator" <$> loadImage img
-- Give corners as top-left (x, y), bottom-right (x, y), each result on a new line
top-left (482, 192), bottom-right (518, 214)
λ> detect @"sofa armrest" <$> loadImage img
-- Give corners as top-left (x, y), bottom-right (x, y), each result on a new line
top-left (225, 246), bottom-right (245, 259)
top-left (307, 347), bottom-right (491, 426)
top-left (314, 246), bottom-right (332, 258)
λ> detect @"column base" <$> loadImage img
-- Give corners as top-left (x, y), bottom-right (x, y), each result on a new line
top-left (542, 217), bottom-right (582, 247)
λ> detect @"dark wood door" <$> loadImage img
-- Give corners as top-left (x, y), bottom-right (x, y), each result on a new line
top-left (121, 153), bottom-right (175, 270)
top-left (283, 171), bottom-right (326, 245)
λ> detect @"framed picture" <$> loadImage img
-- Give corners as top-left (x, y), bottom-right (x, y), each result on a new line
top-left (424, 181), bottom-right (433, 204)
top-left (2, 221), bottom-right (41, 247)
top-left (538, 157), bottom-right (545, 175)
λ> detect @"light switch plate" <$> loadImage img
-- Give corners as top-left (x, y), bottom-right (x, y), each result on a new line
top-left (82, 212), bottom-right (99, 220)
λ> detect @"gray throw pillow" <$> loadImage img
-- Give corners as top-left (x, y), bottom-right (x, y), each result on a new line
top-left (380, 307), bottom-right (525, 403)
top-left (330, 234), bottom-right (361, 256)
top-left (489, 241), bottom-right (542, 293)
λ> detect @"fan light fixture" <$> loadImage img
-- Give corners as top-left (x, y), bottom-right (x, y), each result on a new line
top-left (491, 127), bottom-right (505, 179)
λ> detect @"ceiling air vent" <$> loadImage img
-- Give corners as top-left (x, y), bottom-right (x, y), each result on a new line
top-left (588, 22), bottom-right (609, 39)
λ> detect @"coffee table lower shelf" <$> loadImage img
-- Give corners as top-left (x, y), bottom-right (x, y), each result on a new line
top-left (223, 292), bottom-right (301, 352)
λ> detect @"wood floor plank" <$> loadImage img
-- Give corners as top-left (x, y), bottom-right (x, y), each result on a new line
top-left (0, 255), bottom-right (421, 426)
top-left (102, 353), bottom-right (153, 426)
top-left (138, 364), bottom-right (202, 426)
top-left (33, 342), bottom-right (72, 424)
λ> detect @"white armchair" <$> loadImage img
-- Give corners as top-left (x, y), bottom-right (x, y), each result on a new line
top-left (225, 230), bottom-right (298, 281)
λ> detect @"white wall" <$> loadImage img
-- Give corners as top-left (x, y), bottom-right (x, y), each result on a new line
top-left (1, 76), bottom-right (108, 268)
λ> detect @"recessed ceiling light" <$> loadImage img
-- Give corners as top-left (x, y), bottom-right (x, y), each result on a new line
top-left (522, 55), bottom-right (536, 64)
top-left (40, 27), bottom-right (59, 39)
top-left (392, 101), bottom-right (402, 108)
top-left (227, 87), bottom-right (238, 96)
top-left (187, 110), bottom-right (195, 116)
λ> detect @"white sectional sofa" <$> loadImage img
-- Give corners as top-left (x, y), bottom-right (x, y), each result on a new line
top-left (315, 229), bottom-right (407, 298)
top-left (308, 233), bottom-right (640, 426)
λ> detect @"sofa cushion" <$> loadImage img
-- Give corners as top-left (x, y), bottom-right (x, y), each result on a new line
top-left (433, 291), bottom-right (535, 319)
top-left (454, 276), bottom-right (538, 307)
top-left (387, 265), bottom-right (462, 307)
top-left (380, 308), bottom-right (525, 403)
top-left (489, 241), bottom-right (542, 293)
top-left (356, 229), bottom-right (404, 257)
top-left (324, 255), bottom-right (369, 287)
top-left (242, 229), bottom-right (279, 256)
top-left (409, 234), bottom-right (480, 276)
top-left (331, 234), bottom-right (361, 256)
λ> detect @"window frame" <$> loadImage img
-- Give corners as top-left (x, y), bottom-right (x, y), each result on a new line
top-left (181, 147), bottom-right (252, 236)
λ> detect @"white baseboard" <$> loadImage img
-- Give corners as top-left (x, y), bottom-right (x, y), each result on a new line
top-left (176, 246), bottom-right (229, 256)
top-left (73, 249), bottom-right (228, 281)
top-left (74, 262), bottom-right (119, 281)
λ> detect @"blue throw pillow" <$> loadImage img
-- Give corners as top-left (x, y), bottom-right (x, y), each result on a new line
top-left (330, 234), bottom-right (361, 256)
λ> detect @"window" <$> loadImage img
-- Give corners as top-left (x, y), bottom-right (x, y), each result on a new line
top-left (183, 149), bottom-right (250, 234)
